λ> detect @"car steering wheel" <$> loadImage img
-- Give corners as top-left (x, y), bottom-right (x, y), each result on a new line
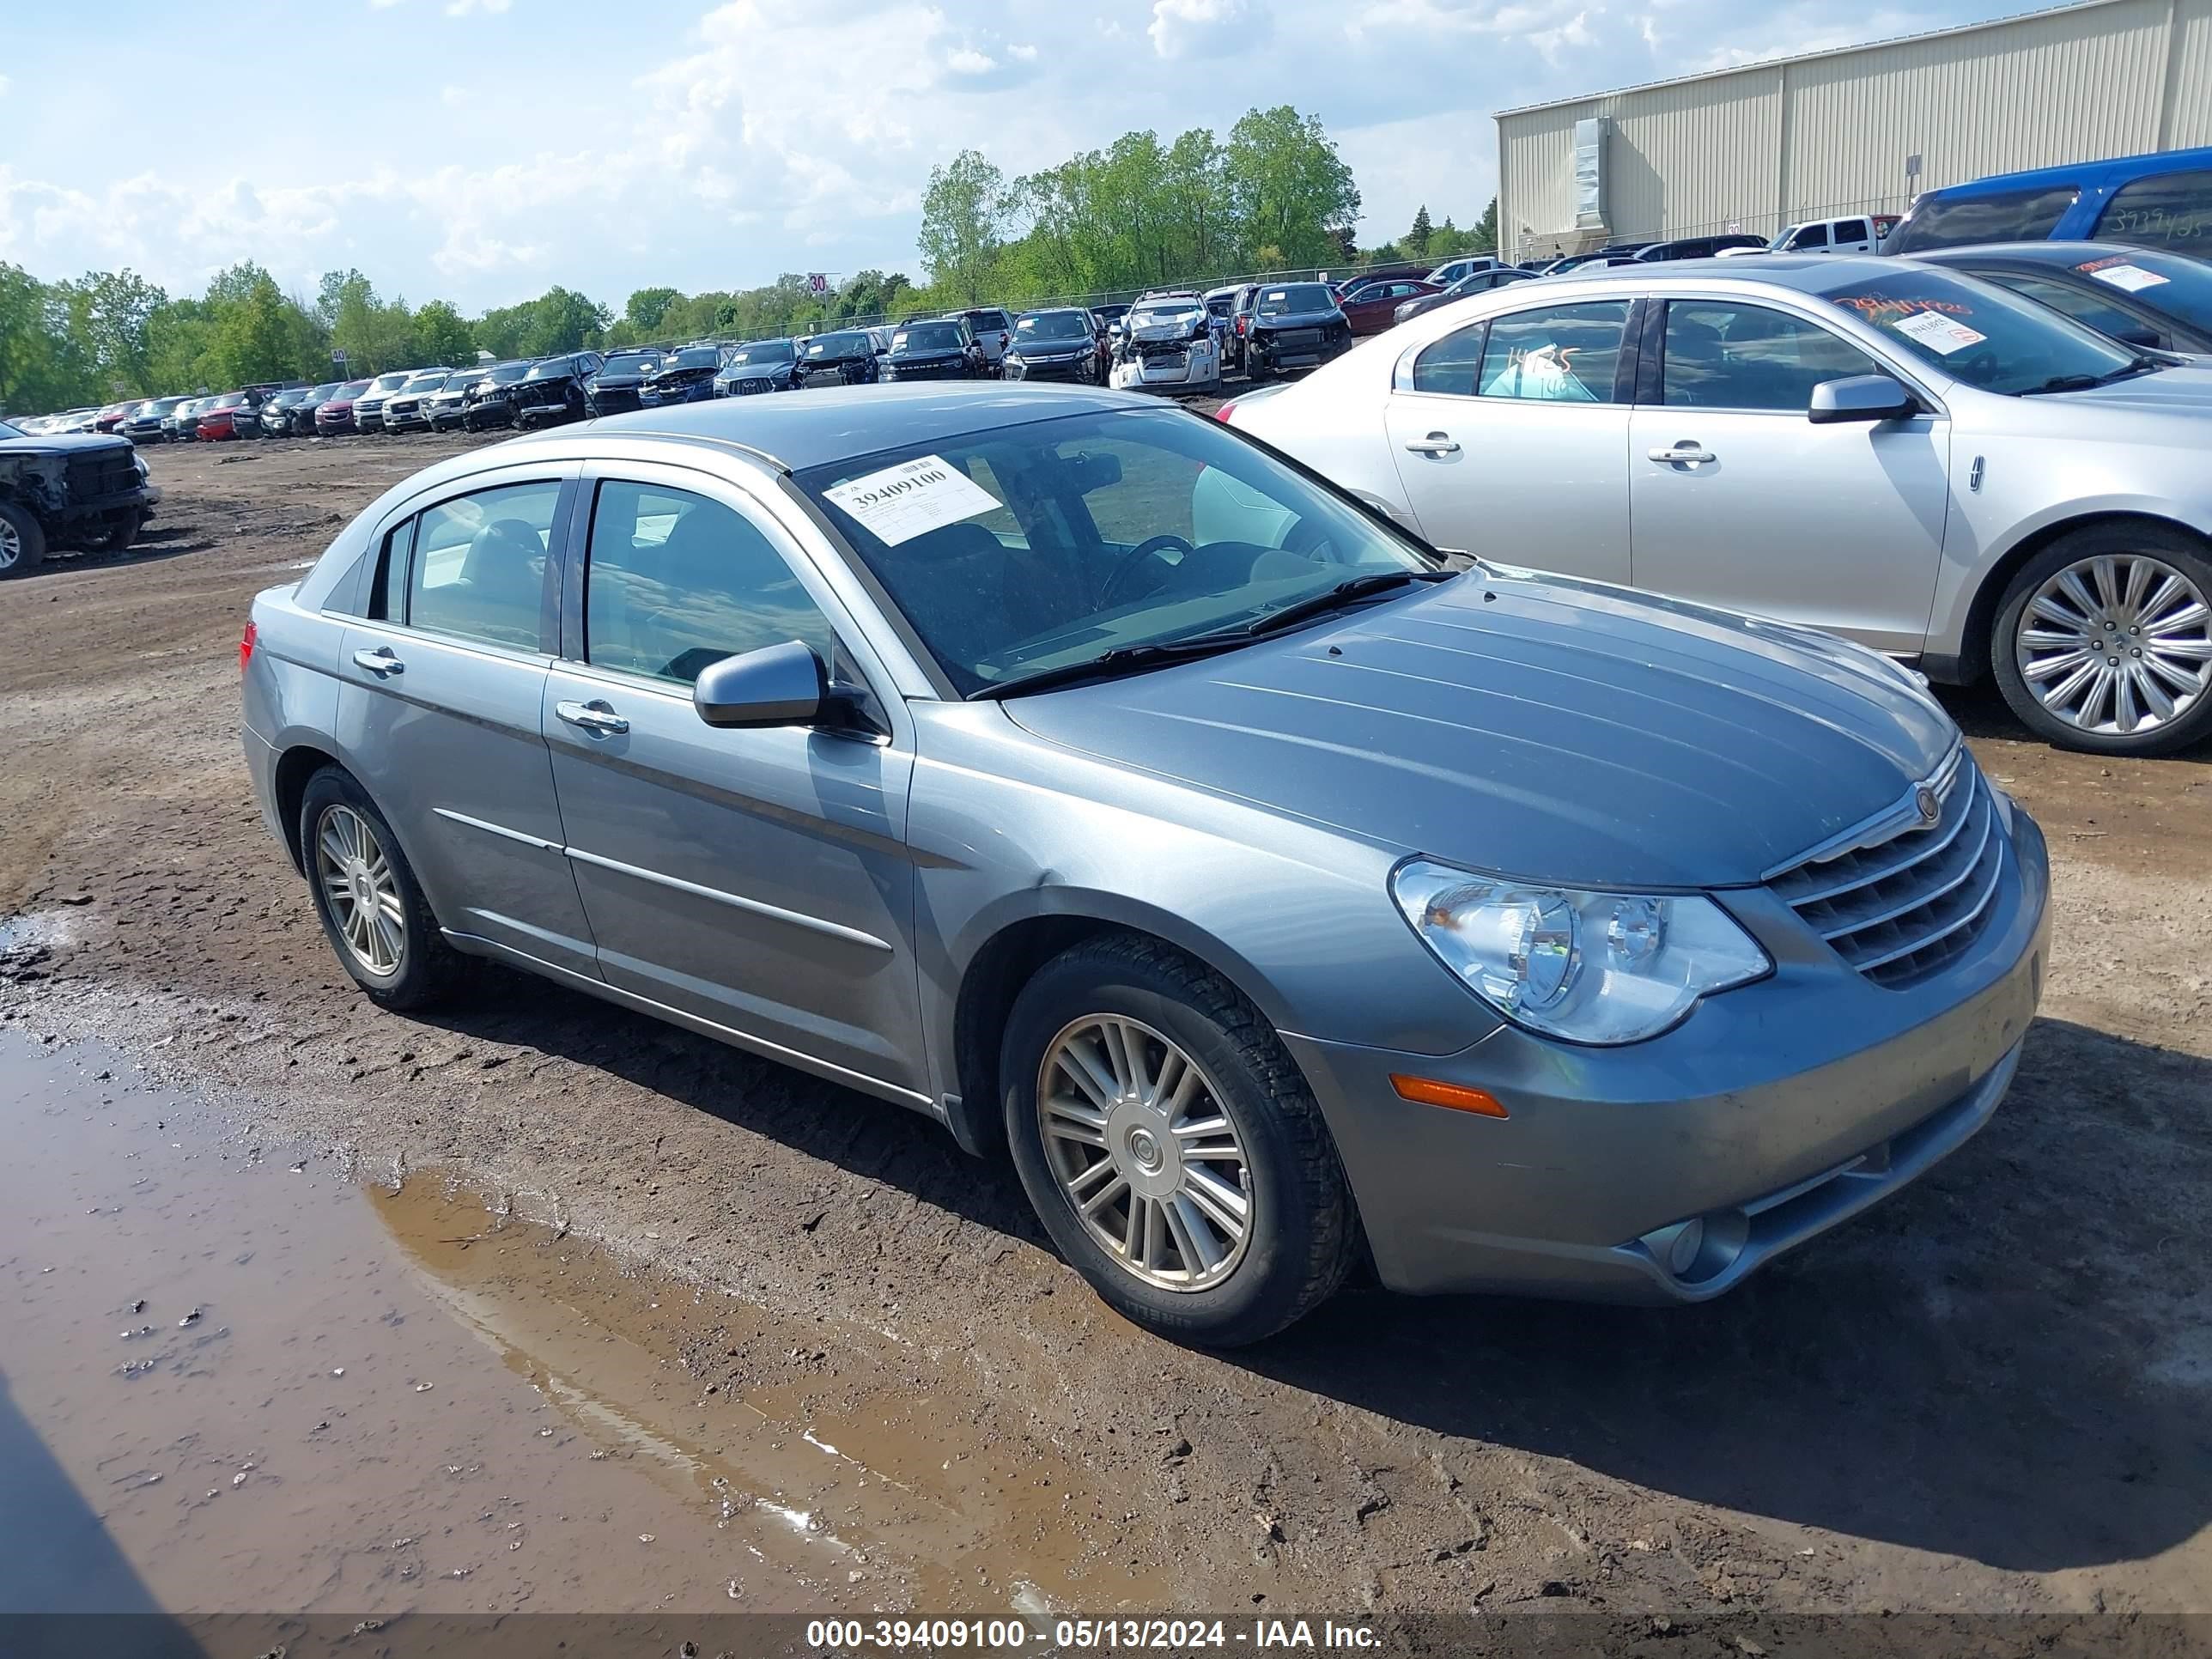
top-left (1100, 533), bottom-right (1197, 606)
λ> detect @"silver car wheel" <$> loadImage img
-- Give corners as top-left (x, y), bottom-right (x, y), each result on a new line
top-left (0, 516), bottom-right (20, 571)
top-left (1037, 1015), bottom-right (1253, 1292)
top-left (2016, 553), bottom-right (2212, 737)
top-left (313, 805), bottom-right (406, 978)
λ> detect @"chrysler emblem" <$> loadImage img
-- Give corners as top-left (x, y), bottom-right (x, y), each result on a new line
top-left (1915, 786), bottom-right (1941, 824)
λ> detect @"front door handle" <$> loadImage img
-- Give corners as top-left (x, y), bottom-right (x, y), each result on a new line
top-left (352, 646), bottom-right (404, 675)
top-left (1404, 432), bottom-right (1461, 456)
top-left (1648, 442), bottom-right (1717, 465)
top-left (555, 698), bottom-right (629, 736)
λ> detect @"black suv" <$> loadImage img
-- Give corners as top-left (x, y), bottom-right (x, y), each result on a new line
top-left (585, 349), bottom-right (665, 417)
top-left (0, 417), bottom-right (159, 574)
top-left (794, 330), bottom-right (880, 386)
top-left (1242, 283), bottom-right (1353, 379)
top-left (884, 318), bottom-right (984, 382)
top-left (511, 351), bottom-right (604, 429)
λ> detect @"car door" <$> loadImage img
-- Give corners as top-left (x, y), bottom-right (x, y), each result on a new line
top-left (540, 463), bottom-right (927, 1098)
top-left (1626, 296), bottom-right (1949, 653)
top-left (333, 465), bottom-right (602, 977)
top-left (1382, 297), bottom-right (1635, 579)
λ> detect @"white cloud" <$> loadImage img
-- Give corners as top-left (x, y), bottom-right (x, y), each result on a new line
top-left (0, 76), bottom-right (12, 98)
top-left (446, 0), bottom-right (514, 14)
top-left (1008, 41), bottom-right (1038, 60)
top-left (948, 46), bottom-right (997, 74)
top-left (1148, 0), bottom-right (1255, 59)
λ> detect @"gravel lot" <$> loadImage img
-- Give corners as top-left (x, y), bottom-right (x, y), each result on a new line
top-left (2, 425), bottom-right (2208, 1622)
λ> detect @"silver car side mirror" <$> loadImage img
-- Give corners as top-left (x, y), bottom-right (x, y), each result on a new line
top-left (1808, 374), bottom-right (1920, 424)
top-left (693, 640), bottom-right (825, 729)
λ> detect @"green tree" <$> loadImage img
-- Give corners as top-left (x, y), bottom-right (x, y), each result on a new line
top-left (412, 300), bottom-right (477, 367)
top-left (1473, 197), bottom-right (1498, 254)
top-left (1407, 204), bottom-right (1432, 259)
top-left (209, 270), bottom-right (301, 385)
top-left (64, 269), bottom-right (167, 396)
top-left (918, 149), bottom-right (1011, 303)
top-left (1225, 106), bottom-right (1361, 270)
top-left (623, 286), bottom-right (683, 336)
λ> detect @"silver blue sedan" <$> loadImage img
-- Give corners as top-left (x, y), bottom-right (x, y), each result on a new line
top-left (240, 384), bottom-right (2049, 1346)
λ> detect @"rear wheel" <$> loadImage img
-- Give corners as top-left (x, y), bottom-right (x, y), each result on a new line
top-left (1990, 524), bottom-right (2212, 755)
top-left (299, 769), bottom-right (465, 1012)
top-left (1001, 935), bottom-right (1357, 1347)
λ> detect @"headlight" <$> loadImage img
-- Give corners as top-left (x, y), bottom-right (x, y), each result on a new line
top-left (1391, 860), bottom-right (1769, 1045)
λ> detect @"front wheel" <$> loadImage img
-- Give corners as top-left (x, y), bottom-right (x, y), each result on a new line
top-left (0, 500), bottom-right (47, 577)
top-left (1990, 525), bottom-right (2212, 755)
top-left (1002, 935), bottom-right (1357, 1347)
top-left (299, 769), bottom-right (465, 1012)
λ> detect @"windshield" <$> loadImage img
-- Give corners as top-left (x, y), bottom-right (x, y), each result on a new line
top-left (1257, 285), bottom-right (1333, 318)
top-left (806, 333), bottom-right (867, 356)
top-left (796, 406), bottom-right (1436, 697)
top-left (1820, 266), bottom-right (2142, 393)
top-left (0, 419), bottom-right (22, 440)
top-left (307, 384), bottom-right (340, 400)
top-left (1129, 301), bottom-right (1202, 329)
top-left (2052, 248), bottom-right (2212, 335)
top-left (896, 323), bottom-right (966, 352)
top-left (729, 341), bottom-right (794, 365)
top-left (522, 358), bottom-right (573, 380)
top-left (660, 347), bottom-right (718, 368)
top-left (604, 353), bottom-right (661, 374)
top-left (337, 380), bottom-right (370, 398)
top-left (1016, 312), bottom-right (1091, 342)
top-left (369, 374), bottom-right (409, 392)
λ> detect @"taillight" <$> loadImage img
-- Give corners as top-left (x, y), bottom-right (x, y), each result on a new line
top-left (239, 619), bottom-right (257, 672)
top-left (1214, 400), bottom-right (1237, 423)
top-left (1235, 316), bottom-right (1247, 335)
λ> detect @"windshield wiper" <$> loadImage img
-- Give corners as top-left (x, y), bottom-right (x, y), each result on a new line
top-left (970, 632), bottom-right (1258, 700)
top-left (2020, 355), bottom-right (2160, 396)
top-left (1241, 569), bottom-right (1456, 637)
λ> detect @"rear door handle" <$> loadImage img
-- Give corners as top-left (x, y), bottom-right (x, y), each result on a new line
top-left (351, 647), bottom-right (404, 675)
top-left (1648, 443), bottom-right (1717, 465)
top-left (555, 698), bottom-right (629, 736)
top-left (1404, 432), bottom-right (1461, 456)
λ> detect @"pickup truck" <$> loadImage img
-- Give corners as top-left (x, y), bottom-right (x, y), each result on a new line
top-left (0, 421), bottom-right (161, 575)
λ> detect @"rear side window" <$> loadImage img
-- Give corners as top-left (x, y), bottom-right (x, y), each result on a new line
top-left (2094, 170), bottom-right (2212, 258)
top-left (404, 481), bottom-right (562, 652)
top-left (1832, 218), bottom-right (1870, 244)
top-left (1475, 302), bottom-right (1631, 404)
top-left (584, 481), bottom-right (832, 686)
top-left (1889, 185), bottom-right (2080, 252)
top-left (1410, 322), bottom-right (1486, 394)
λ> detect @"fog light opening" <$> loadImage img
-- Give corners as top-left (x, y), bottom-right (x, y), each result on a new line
top-left (1667, 1218), bottom-right (1705, 1277)
top-left (1642, 1212), bottom-right (1748, 1285)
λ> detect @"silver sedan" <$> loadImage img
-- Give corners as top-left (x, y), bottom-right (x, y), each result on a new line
top-left (240, 386), bottom-right (2048, 1346)
top-left (1226, 255), bottom-right (2212, 756)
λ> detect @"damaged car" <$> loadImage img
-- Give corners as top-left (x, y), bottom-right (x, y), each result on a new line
top-left (639, 345), bottom-right (729, 407)
top-left (1109, 292), bottom-right (1222, 392)
top-left (795, 331), bottom-right (882, 387)
top-left (0, 416), bottom-right (161, 574)
top-left (715, 339), bottom-right (803, 396)
top-left (1243, 283), bottom-right (1355, 380)
top-left (883, 318), bottom-right (986, 382)
top-left (1004, 308), bottom-right (1103, 382)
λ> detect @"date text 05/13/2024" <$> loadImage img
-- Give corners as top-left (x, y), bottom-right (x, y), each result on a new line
top-left (803, 1618), bottom-right (1382, 1650)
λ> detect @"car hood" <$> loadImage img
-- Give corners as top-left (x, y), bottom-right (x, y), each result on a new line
top-left (0, 432), bottom-right (137, 455)
top-left (1000, 570), bottom-right (1955, 890)
top-left (2029, 362), bottom-right (2212, 414)
top-left (892, 347), bottom-right (967, 362)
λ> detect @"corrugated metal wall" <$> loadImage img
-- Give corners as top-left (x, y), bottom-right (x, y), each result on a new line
top-left (1497, 0), bottom-right (2212, 260)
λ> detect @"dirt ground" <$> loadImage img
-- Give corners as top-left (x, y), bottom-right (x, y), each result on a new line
top-left (2, 427), bottom-right (2209, 1628)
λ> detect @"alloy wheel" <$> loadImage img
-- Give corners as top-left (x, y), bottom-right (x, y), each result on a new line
top-left (314, 805), bottom-right (406, 977)
top-left (1036, 1015), bottom-right (1253, 1291)
top-left (0, 516), bottom-right (20, 570)
top-left (2015, 552), bottom-right (2211, 737)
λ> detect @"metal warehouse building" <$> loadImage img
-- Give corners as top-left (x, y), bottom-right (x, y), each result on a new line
top-left (1495, 0), bottom-right (2212, 261)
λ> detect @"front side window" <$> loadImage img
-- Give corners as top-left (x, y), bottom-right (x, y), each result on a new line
top-left (1476, 301), bottom-right (1630, 403)
top-left (1887, 185), bottom-right (2081, 253)
top-left (1785, 223), bottom-right (1830, 251)
top-left (2094, 169), bottom-right (2212, 258)
top-left (1661, 301), bottom-right (1881, 410)
top-left (584, 482), bottom-right (832, 686)
top-left (797, 406), bottom-right (1435, 697)
top-left (1820, 266), bottom-right (2142, 394)
top-left (1980, 270), bottom-right (2159, 345)
top-left (404, 481), bottom-right (562, 651)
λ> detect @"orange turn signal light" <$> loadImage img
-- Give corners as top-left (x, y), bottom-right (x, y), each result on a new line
top-left (1390, 1075), bottom-right (1508, 1118)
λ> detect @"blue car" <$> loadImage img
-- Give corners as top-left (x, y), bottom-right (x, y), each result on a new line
top-left (1889, 144), bottom-right (2212, 258)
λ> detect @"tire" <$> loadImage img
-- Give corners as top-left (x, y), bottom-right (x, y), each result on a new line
top-left (1001, 934), bottom-right (1356, 1347)
top-left (298, 768), bottom-right (465, 1012)
top-left (0, 500), bottom-right (46, 577)
top-left (83, 510), bottom-right (144, 554)
top-left (1990, 523), bottom-right (2212, 757)
top-left (1245, 347), bottom-right (1272, 383)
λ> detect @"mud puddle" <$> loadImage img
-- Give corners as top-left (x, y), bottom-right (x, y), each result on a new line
top-left (0, 1032), bottom-right (1149, 1620)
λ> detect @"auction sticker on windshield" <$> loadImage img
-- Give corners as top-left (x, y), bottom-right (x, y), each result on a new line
top-left (823, 455), bottom-right (1002, 546)
top-left (2085, 262), bottom-right (2169, 293)
top-left (1893, 310), bottom-right (1988, 355)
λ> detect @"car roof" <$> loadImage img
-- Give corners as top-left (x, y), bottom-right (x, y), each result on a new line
top-left (1543, 252), bottom-right (1893, 293)
top-left (1908, 239), bottom-right (2167, 268)
top-left (1915, 143), bottom-right (2212, 199)
top-left (505, 381), bottom-right (1158, 474)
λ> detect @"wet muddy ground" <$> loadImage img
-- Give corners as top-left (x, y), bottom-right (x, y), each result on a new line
top-left (1, 428), bottom-right (2209, 1629)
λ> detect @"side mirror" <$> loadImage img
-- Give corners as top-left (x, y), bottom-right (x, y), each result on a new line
top-left (1808, 374), bottom-right (1920, 424)
top-left (692, 639), bottom-right (825, 729)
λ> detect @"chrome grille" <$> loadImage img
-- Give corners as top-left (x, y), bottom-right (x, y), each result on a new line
top-left (1768, 748), bottom-right (2005, 989)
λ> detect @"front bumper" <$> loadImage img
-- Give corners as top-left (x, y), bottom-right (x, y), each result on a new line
top-left (1285, 808), bottom-right (2051, 1303)
top-left (1006, 355), bottom-right (1091, 381)
top-left (384, 407), bottom-right (429, 430)
top-left (1111, 342), bottom-right (1220, 388)
top-left (639, 379), bottom-right (717, 406)
top-left (586, 387), bottom-right (642, 416)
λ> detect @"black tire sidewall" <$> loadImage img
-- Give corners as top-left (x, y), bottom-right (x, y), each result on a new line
top-left (1001, 943), bottom-right (1351, 1347)
top-left (1990, 525), bottom-right (2212, 756)
top-left (0, 500), bottom-right (48, 576)
top-left (298, 769), bottom-right (457, 1012)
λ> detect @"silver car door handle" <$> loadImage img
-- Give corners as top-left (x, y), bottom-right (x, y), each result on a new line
top-left (351, 647), bottom-right (404, 675)
top-left (1649, 444), bottom-right (1717, 465)
top-left (1404, 433), bottom-right (1461, 455)
top-left (555, 698), bottom-right (629, 735)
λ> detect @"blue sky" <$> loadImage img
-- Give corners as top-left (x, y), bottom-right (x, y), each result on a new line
top-left (1, 0), bottom-right (2008, 311)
